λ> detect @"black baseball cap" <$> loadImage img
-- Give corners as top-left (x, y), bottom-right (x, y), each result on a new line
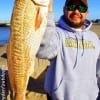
top-left (65, 0), bottom-right (88, 7)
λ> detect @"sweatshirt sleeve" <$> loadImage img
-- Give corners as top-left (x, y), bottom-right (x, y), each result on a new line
top-left (36, 12), bottom-right (59, 59)
top-left (97, 56), bottom-right (100, 85)
top-left (96, 39), bottom-right (100, 87)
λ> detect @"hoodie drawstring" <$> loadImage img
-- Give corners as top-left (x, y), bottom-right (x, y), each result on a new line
top-left (73, 35), bottom-right (78, 69)
top-left (73, 34), bottom-right (84, 69)
top-left (81, 35), bottom-right (84, 56)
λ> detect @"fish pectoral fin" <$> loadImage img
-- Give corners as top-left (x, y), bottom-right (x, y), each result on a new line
top-left (35, 7), bottom-right (42, 30)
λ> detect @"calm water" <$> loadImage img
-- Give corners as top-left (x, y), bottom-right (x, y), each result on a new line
top-left (0, 27), bottom-right (10, 45)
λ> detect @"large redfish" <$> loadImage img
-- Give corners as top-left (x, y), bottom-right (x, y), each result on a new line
top-left (7, 0), bottom-right (49, 100)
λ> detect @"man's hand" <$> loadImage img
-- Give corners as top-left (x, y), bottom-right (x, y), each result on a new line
top-left (48, 0), bottom-right (53, 11)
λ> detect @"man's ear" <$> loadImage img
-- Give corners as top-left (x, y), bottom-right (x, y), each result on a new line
top-left (63, 7), bottom-right (66, 14)
top-left (86, 10), bottom-right (89, 17)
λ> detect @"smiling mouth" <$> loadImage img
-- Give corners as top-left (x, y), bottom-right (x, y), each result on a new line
top-left (70, 15), bottom-right (81, 21)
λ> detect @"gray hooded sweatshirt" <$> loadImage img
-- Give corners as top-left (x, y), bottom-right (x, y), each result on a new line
top-left (37, 12), bottom-right (100, 100)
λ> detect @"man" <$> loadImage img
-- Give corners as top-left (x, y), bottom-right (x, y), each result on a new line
top-left (37, 0), bottom-right (100, 100)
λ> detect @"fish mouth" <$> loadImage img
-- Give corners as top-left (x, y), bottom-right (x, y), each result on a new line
top-left (32, 0), bottom-right (49, 6)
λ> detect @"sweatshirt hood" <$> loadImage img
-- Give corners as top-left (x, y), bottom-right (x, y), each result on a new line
top-left (58, 15), bottom-right (92, 33)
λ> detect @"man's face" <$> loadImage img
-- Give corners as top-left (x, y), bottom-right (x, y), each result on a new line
top-left (64, 0), bottom-right (88, 28)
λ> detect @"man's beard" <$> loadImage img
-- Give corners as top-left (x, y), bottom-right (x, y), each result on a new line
top-left (64, 15), bottom-right (85, 28)
top-left (67, 19), bottom-right (85, 28)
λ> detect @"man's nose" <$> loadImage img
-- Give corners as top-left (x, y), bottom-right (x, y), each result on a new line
top-left (74, 9), bottom-right (80, 13)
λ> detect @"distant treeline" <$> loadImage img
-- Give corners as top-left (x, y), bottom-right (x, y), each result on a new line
top-left (0, 21), bottom-right (100, 27)
top-left (0, 23), bottom-right (10, 27)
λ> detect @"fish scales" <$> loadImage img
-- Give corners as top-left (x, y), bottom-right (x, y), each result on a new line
top-left (7, 0), bottom-right (49, 99)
